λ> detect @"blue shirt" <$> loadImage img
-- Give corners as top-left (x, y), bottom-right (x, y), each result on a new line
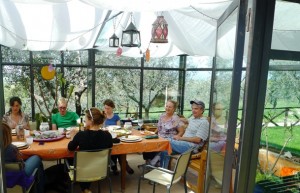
top-left (104, 114), bottom-right (120, 126)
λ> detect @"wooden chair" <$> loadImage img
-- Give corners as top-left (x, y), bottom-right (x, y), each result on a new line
top-left (64, 148), bottom-right (112, 193)
top-left (5, 162), bottom-right (37, 193)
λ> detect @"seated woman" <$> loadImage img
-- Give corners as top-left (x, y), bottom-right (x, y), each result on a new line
top-left (3, 122), bottom-right (45, 193)
top-left (52, 97), bottom-right (79, 130)
top-left (103, 99), bottom-right (134, 175)
top-left (3, 96), bottom-right (31, 130)
top-left (68, 107), bottom-right (113, 193)
top-left (143, 100), bottom-right (185, 166)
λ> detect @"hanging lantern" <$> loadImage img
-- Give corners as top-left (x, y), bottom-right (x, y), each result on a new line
top-left (109, 33), bottom-right (119, 47)
top-left (109, 18), bottom-right (119, 47)
top-left (121, 14), bottom-right (141, 47)
top-left (151, 16), bottom-right (168, 43)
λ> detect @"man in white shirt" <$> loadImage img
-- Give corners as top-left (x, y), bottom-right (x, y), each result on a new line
top-left (160, 99), bottom-right (209, 168)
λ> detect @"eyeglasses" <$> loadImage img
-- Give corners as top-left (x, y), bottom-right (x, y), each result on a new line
top-left (59, 106), bottom-right (67, 110)
top-left (89, 108), bottom-right (94, 121)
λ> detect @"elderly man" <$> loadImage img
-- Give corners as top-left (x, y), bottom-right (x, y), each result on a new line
top-left (160, 99), bottom-right (209, 168)
top-left (52, 97), bottom-right (79, 130)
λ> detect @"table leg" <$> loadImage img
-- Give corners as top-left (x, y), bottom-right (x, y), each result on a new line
top-left (120, 154), bottom-right (127, 192)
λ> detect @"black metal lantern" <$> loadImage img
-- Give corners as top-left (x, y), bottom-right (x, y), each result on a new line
top-left (151, 16), bottom-right (168, 43)
top-left (109, 33), bottom-right (119, 47)
top-left (121, 20), bottom-right (141, 47)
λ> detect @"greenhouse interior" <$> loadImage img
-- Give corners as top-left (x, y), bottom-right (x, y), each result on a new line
top-left (1, 0), bottom-right (300, 193)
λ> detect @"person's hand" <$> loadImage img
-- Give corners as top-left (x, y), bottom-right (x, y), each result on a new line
top-left (173, 135), bottom-right (181, 140)
top-left (69, 128), bottom-right (79, 140)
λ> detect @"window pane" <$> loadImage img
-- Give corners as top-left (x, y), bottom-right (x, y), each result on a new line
top-left (95, 51), bottom-right (140, 67)
top-left (144, 56), bottom-right (179, 68)
top-left (145, 69), bottom-right (179, 120)
top-left (95, 68), bottom-right (140, 119)
top-left (64, 50), bottom-right (88, 65)
top-left (184, 71), bottom-right (211, 118)
top-left (1, 46), bottom-right (30, 63)
top-left (3, 65), bottom-right (32, 118)
top-left (186, 56), bottom-right (213, 68)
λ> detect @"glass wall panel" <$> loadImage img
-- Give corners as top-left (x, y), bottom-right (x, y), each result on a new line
top-left (3, 65), bottom-right (31, 117)
top-left (95, 51), bottom-right (140, 67)
top-left (32, 51), bottom-right (62, 64)
top-left (144, 69), bottom-right (179, 120)
top-left (94, 68), bottom-right (141, 119)
top-left (64, 50), bottom-right (88, 65)
top-left (64, 67), bottom-right (88, 114)
top-left (208, 8), bottom-right (238, 193)
top-left (184, 71), bottom-right (211, 118)
top-left (1, 46), bottom-right (30, 63)
top-left (144, 56), bottom-right (179, 68)
top-left (186, 56), bottom-right (213, 68)
top-left (256, 62), bottom-right (300, 185)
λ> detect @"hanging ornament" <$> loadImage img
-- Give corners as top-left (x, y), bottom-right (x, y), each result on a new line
top-left (41, 64), bottom-right (56, 80)
top-left (145, 49), bottom-right (150, 62)
top-left (116, 47), bottom-right (122, 56)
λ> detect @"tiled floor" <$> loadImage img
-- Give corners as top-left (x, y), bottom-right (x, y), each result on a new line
top-left (44, 153), bottom-right (221, 193)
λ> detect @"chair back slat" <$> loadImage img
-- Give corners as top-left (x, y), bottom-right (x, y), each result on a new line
top-left (172, 150), bottom-right (193, 182)
top-left (74, 148), bottom-right (111, 182)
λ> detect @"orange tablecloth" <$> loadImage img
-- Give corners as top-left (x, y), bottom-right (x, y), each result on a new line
top-left (18, 130), bottom-right (171, 159)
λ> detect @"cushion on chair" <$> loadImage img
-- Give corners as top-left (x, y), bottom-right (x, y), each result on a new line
top-left (6, 170), bottom-right (34, 189)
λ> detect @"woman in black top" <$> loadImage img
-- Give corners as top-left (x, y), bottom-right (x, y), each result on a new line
top-left (68, 107), bottom-right (113, 193)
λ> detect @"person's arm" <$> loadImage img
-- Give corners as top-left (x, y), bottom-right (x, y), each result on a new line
top-left (176, 136), bottom-right (202, 143)
top-left (52, 124), bottom-right (57, 130)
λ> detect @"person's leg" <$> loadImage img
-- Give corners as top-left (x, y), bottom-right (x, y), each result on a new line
top-left (111, 155), bottom-right (119, 175)
top-left (117, 156), bottom-right (134, 174)
top-left (24, 155), bottom-right (45, 193)
top-left (160, 139), bottom-right (192, 168)
top-left (80, 182), bottom-right (91, 193)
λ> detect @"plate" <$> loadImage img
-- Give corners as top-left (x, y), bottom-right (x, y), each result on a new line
top-left (120, 135), bottom-right (142, 143)
top-left (107, 125), bottom-right (121, 130)
top-left (33, 135), bottom-right (65, 142)
top-left (12, 142), bottom-right (28, 148)
top-left (120, 138), bottom-right (142, 143)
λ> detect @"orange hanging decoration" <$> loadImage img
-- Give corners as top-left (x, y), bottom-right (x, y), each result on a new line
top-left (145, 49), bottom-right (150, 62)
top-left (41, 65), bottom-right (56, 80)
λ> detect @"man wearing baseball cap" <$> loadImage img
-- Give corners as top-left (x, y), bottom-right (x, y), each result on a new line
top-left (160, 99), bottom-right (209, 168)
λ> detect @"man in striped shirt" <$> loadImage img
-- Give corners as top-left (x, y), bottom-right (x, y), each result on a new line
top-left (160, 99), bottom-right (209, 168)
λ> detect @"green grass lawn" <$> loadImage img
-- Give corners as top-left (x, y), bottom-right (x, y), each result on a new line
top-left (260, 125), bottom-right (300, 157)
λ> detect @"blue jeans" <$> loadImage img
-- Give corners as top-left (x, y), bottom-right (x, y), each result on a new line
top-left (24, 155), bottom-right (45, 193)
top-left (160, 139), bottom-right (193, 168)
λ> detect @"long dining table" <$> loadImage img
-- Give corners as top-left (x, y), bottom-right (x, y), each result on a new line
top-left (16, 129), bottom-right (171, 192)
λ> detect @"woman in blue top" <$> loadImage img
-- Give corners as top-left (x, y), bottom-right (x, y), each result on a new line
top-left (103, 99), bottom-right (134, 175)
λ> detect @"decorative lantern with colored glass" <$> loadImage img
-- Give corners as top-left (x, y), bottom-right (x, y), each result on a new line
top-left (151, 16), bottom-right (168, 43)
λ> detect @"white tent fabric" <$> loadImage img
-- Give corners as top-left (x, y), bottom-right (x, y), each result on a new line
top-left (1, 0), bottom-right (299, 58)
top-left (0, 0), bottom-right (232, 57)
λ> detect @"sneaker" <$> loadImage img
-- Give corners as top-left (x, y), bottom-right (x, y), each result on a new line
top-left (126, 163), bottom-right (134, 174)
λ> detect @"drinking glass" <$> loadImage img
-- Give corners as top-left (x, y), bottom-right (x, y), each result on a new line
top-left (138, 119), bottom-right (144, 130)
top-left (26, 136), bottom-right (33, 148)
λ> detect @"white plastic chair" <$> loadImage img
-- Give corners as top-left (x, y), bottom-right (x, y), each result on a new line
top-left (137, 149), bottom-right (193, 193)
top-left (65, 148), bottom-right (112, 193)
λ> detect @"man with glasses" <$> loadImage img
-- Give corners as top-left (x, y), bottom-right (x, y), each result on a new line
top-left (52, 97), bottom-right (79, 130)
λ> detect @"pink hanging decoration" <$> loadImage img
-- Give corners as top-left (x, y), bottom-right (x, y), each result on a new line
top-left (48, 64), bottom-right (54, 72)
top-left (116, 47), bottom-right (122, 56)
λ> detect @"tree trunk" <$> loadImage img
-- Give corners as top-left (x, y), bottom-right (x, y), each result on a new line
top-left (75, 87), bottom-right (87, 116)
